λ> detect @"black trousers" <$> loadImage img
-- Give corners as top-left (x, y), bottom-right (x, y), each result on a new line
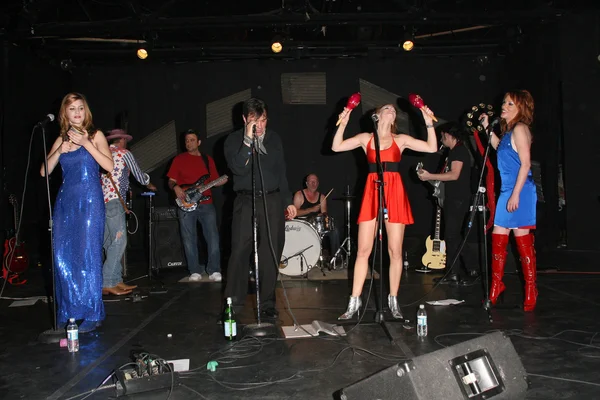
top-left (224, 192), bottom-right (284, 309)
top-left (443, 198), bottom-right (472, 277)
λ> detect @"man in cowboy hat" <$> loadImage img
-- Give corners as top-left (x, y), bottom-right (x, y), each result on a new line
top-left (101, 128), bottom-right (156, 295)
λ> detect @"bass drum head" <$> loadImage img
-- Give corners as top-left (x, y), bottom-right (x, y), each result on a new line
top-left (280, 219), bottom-right (321, 276)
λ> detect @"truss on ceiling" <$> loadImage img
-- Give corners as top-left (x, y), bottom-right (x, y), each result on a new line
top-left (0, 0), bottom-right (589, 63)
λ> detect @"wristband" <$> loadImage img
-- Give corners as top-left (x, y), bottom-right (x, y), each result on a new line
top-left (426, 124), bottom-right (434, 128)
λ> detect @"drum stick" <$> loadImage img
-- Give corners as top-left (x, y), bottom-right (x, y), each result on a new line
top-left (324, 188), bottom-right (334, 199)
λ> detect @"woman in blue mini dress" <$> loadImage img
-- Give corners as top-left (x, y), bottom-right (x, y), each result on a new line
top-left (480, 90), bottom-right (537, 311)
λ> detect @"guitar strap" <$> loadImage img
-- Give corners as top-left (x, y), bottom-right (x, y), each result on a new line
top-left (201, 153), bottom-right (211, 177)
top-left (441, 158), bottom-right (448, 173)
top-left (104, 172), bottom-right (129, 213)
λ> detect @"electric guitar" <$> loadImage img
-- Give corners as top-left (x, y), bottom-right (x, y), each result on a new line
top-left (176, 174), bottom-right (228, 212)
top-left (416, 161), bottom-right (447, 207)
top-left (421, 205), bottom-right (446, 270)
top-left (3, 195), bottom-right (29, 285)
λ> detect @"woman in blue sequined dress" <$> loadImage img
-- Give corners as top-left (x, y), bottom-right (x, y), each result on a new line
top-left (41, 93), bottom-right (114, 332)
top-left (480, 90), bottom-right (537, 312)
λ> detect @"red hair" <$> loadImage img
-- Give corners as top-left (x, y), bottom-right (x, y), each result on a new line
top-left (500, 90), bottom-right (534, 134)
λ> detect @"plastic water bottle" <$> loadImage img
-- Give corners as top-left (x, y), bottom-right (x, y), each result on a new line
top-left (67, 318), bottom-right (79, 352)
top-left (224, 297), bottom-right (237, 341)
top-left (417, 305), bottom-right (428, 337)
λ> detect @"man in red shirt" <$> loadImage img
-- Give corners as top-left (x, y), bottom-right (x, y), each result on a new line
top-left (167, 130), bottom-right (227, 281)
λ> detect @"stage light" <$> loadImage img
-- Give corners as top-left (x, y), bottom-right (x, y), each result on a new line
top-left (60, 59), bottom-right (73, 71)
top-left (137, 48), bottom-right (148, 59)
top-left (402, 40), bottom-right (414, 51)
top-left (271, 36), bottom-right (283, 53)
top-left (271, 41), bottom-right (282, 53)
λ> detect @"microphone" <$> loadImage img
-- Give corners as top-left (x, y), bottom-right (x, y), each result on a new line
top-left (485, 117), bottom-right (500, 135)
top-left (371, 113), bottom-right (379, 123)
top-left (37, 114), bottom-right (55, 126)
top-left (252, 125), bottom-right (257, 135)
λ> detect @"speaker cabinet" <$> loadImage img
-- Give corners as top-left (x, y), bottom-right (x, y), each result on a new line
top-left (340, 331), bottom-right (528, 400)
top-left (153, 207), bottom-right (187, 269)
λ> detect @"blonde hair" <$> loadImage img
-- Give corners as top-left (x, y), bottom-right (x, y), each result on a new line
top-left (58, 92), bottom-right (97, 140)
top-left (374, 104), bottom-right (398, 134)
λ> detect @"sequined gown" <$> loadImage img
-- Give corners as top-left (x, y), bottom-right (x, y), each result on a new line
top-left (53, 146), bottom-right (105, 325)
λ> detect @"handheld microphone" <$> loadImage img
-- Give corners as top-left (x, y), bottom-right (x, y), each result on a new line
top-left (37, 114), bottom-right (55, 126)
top-left (252, 125), bottom-right (257, 135)
top-left (371, 113), bottom-right (379, 123)
top-left (487, 117), bottom-right (500, 133)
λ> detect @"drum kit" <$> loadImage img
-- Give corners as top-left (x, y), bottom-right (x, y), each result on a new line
top-left (279, 189), bottom-right (355, 277)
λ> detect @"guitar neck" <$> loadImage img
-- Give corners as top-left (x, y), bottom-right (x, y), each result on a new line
top-left (433, 206), bottom-right (442, 241)
top-left (197, 176), bottom-right (226, 192)
top-left (10, 197), bottom-right (21, 243)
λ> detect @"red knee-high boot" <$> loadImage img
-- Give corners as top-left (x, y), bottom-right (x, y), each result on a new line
top-left (489, 233), bottom-right (509, 305)
top-left (515, 233), bottom-right (537, 312)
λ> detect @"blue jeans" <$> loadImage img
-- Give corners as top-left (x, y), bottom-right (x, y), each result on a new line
top-left (178, 203), bottom-right (221, 275)
top-left (102, 200), bottom-right (127, 288)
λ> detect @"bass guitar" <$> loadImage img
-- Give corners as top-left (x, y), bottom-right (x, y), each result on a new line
top-left (3, 194), bottom-right (29, 285)
top-left (421, 204), bottom-right (446, 270)
top-left (176, 174), bottom-right (228, 212)
top-left (416, 161), bottom-right (447, 207)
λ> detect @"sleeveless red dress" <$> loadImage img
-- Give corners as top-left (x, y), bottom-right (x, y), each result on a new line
top-left (357, 137), bottom-right (414, 224)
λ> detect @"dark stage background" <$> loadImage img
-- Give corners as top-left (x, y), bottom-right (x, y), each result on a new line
top-left (1, 14), bottom-right (599, 270)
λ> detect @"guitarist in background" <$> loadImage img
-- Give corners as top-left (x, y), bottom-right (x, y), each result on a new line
top-left (168, 129), bottom-right (228, 282)
top-left (418, 122), bottom-right (477, 285)
top-left (101, 129), bottom-right (156, 295)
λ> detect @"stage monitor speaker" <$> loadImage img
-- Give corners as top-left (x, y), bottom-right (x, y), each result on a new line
top-left (153, 207), bottom-right (187, 269)
top-left (340, 331), bottom-right (528, 400)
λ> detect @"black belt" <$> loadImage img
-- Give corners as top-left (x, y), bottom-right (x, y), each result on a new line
top-left (368, 162), bottom-right (400, 173)
top-left (236, 188), bottom-right (280, 197)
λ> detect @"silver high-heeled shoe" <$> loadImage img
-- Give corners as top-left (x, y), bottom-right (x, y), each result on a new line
top-left (388, 295), bottom-right (403, 320)
top-left (338, 296), bottom-right (362, 320)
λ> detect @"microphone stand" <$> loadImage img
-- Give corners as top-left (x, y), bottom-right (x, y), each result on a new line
top-left (245, 132), bottom-right (273, 337)
top-left (465, 123), bottom-right (494, 322)
top-left (370, 116), bottom-right (395, 342)
top-left (38, 124), bottom-right (64, 343)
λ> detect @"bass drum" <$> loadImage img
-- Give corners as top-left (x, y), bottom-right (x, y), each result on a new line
top-left (280, 219), bottom-right (321, 276)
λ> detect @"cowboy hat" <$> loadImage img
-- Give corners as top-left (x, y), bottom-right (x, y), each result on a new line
top-left (106, 128), bottom-right (133, 142)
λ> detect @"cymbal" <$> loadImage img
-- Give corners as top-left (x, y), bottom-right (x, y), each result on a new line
top-left (333, 195), bottom-right (356, 200)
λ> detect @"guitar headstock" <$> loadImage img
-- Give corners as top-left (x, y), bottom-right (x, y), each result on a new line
top-left (416, 162), bottom-right (423, 174)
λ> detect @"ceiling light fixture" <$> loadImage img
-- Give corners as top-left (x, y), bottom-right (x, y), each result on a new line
top-left (137, 47), bottom-right (148, 60)
top-left (271, 35), bottom-right (284, 53)
top-left (402, 26), bottom-right (415, 52)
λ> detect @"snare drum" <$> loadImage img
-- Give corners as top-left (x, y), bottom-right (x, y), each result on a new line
top-left (312, 215), bottom-right (326, 234)
top-left (280, 220), bottom-right (321, 276)
top-left (325, 215), bottom-right (335, 231)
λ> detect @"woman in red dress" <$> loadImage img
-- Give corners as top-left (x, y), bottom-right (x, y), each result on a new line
top-left (332, 103), bottom-right (437, 320)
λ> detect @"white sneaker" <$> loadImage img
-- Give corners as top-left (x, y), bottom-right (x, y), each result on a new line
top-left (209, 272), bottom-right (222, 282)
top-left (189, 273), bottom-right (202, 282)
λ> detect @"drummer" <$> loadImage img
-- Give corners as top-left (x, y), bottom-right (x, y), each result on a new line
top-left (293, 173), bottom-right (340, 258)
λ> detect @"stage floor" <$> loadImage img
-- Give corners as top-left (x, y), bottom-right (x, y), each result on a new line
top-left (1, 263), bottom-right (600, 399)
